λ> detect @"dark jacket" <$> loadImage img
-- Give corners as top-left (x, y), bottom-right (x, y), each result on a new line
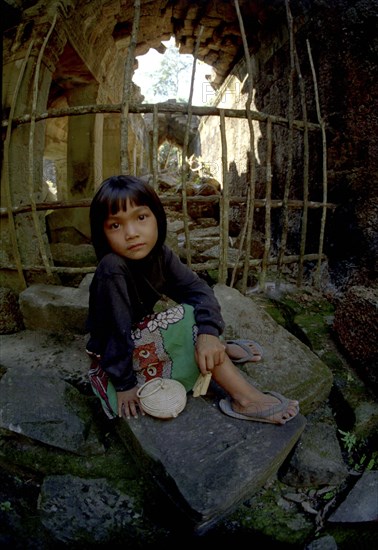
top-left (86, 245), bottom-right (225, 391)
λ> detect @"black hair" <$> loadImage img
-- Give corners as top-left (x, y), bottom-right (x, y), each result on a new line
top-left (90, 175), bottom-right (167, 260)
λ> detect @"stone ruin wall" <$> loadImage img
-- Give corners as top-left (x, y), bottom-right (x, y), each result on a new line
top-left (198, 3), bottom-right (378, 283)
top-left (1, 4), bottom-right (151, 291)
top-left (1, 0), bottom-right (377, 294)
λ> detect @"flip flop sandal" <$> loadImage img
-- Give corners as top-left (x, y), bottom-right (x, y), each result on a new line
top-left (219, 391), bottom-right (298, 424)
top-left (226, 338), bottom-right (264, 363)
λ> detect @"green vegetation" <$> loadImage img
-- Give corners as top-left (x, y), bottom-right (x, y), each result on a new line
top-left (140, 41), bottom-right (194, 103)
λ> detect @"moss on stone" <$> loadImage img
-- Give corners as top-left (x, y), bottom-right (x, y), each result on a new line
top-left (326, 524), bottom-right (378, 548)
top-left (220, 481), bottom-right (315, 546)
top-left (271, 293), bottom-right (335, 350)
top-left (0, 428), bottom-right (141, 491)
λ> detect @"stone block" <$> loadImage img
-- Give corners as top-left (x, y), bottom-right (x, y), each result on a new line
top-left (19, 283), bottom-right (89, 334)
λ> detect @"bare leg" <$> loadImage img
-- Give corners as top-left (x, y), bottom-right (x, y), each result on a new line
top-left (212, 355), bottom-right (299, 424)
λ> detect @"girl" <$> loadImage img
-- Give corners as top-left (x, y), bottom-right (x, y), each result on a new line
top-left (86, 175), bottom-right (299, 424)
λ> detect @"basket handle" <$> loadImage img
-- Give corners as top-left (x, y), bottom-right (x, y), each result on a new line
top-left (137, 378), bottom-right (164, 399)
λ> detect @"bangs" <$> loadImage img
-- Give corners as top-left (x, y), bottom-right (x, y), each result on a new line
top-left (107, 187), bottom-right (144, 215)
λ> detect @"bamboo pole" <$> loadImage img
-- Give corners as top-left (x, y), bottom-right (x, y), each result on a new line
top-left (120, 0), bottom-right (141, 174)
top-left (219, 109), bottom-right (229, 283)
top-left (260, 117), bottom-right (273, 288)
top-left (230, 189), bottom-right (248, 288)
top-left (307, 39), bottom-right (328, 289)
top-left (152, 104), bottom-right (159, 189)
top-left (28, 15), bottom-right (57, 280)
top-left (1, 41), bottom-right (35, 290)
top-left (181, 25), bottom-right (204, 268)
top-left (1, 253), bottom-right (327, 275)
top-left (287, 2), bottom-right (310, 287)
top-left (3, 103), bottom-right (322, 131)
top-left (234, 0), bottom-right (256, 294)
top-left (163, 143), bottom-right (173, 169)
top-left (230, 0), bottom-right (253, 289)
top-left (1, 197), bottom-right (336, 218)
top-left (278, 0), bottom-right (296, 288)
top-left (295, 45), bottom-right (310, 287)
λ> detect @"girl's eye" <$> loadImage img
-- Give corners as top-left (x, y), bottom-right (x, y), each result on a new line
top-left (110, 222), bottom-right (120, 230)
top-left (138, 214), bottom-right (146, 221)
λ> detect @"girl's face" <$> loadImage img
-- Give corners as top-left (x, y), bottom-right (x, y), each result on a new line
top-left (103, 199), bottom-right (158, 260)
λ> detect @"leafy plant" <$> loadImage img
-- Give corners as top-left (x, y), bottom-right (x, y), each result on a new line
top-left (338, 429), bottom-right (357, 453)
top-left (0, 500), bottom-right (12, 512)
top-left (366, 451), bottom-right (378, 470)
top-left (322, 490), bottom-right (335, 501)
top-left (338, 431), bottom-right (378, 473)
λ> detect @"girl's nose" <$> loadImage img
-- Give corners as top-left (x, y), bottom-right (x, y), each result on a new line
top-left (124, 222), bottom-right (138, 239)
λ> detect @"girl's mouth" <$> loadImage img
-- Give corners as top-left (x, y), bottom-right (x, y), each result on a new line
top-left (128, 243), bottom-right (144, 251)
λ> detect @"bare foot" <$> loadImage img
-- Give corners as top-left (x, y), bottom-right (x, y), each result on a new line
top-left (225, 340), bottom-right (263, 363)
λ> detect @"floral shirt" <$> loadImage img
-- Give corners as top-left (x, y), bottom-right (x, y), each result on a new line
top-left (86, 245), bottom-right (225, 391)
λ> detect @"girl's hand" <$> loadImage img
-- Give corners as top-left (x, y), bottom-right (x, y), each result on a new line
top-left (117, 387), bottom-right (145, 419)
top-left (195, 334), bottom-right (226, 375)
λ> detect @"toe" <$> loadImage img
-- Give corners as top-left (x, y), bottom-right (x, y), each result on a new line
top-left (284, 403), bottom-right (299, 420)
top-left (245, 342), bottom-right (261, 355)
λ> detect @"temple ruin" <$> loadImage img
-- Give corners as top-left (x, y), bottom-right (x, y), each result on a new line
top-left (2, 0), bottom-right (377, 376)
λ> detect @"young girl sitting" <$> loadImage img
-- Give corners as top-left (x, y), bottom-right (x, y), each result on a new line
top-left (86, 175), bottom-right (299, 424)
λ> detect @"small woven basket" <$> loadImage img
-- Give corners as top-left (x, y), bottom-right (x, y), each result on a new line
top-left (137, 378), bottom-right (187, 419)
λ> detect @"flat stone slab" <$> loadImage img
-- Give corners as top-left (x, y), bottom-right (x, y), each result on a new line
top-left (214, 284), bottom-right (333, 416)
top-left (328, 470), bottom-right (378, 523)
top-left (0, 367), bottom-right (103, 456)
top-left (117, 385), bottom-right (307, 534)
top-left (3, 282), bottom-right (327, 533)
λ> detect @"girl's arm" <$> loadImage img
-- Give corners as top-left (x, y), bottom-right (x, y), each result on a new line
top-left (162, 246), bottom-right (225, 338)
top-left (87, 255), bottom-right (138, 392)
top-left (195, 333), bottom-right (227, 374)
top-left (161, 246), bottom-right (227, 373)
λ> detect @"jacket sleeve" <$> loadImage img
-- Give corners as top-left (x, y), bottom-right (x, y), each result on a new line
top-left (87, 256), bottom-right (137, 391)
top-left (161, 246), bottom-right (225, 337)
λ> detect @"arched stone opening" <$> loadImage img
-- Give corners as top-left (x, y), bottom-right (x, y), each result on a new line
top-left (45, 41), bottom-right (98, 201)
